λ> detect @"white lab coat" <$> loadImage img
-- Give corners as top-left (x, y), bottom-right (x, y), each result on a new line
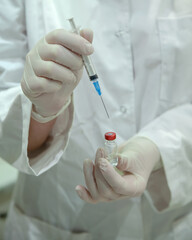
top-left (0, 0), bottom-right (192, 239)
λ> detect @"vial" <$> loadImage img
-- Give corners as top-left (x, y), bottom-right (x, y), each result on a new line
top-left (104, 132), bottom-right (118, 167)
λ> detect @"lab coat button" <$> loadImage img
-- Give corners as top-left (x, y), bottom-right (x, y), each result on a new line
top-left (120, 106), bottom-right (127, 113)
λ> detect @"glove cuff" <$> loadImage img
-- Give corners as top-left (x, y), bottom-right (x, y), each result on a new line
top-left (31, 97), bottom-right (71, 123)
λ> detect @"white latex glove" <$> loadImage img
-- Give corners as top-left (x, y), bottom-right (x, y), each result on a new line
top-left (76, 137), bottom-right (162, 203)
top-left (21, 28), bottom-right (94, 122)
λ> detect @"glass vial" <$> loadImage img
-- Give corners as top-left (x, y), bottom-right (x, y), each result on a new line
top-left (104, 132), bottom-right (118, 167)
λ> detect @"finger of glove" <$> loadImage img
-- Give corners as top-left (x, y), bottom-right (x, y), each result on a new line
top-left (32, 58), bottom-right (76, 85)
top-left (75, 185), bottom-right (97, 204)
top-left (46, 29), bottom-right (94, 56)
top-left (95, 148), bottom-right (106, 162)
top-left (98, 158), bottom-right (142, 196)
top-left (22, 58), bottom-right (62, 95)
top-left (38, 39), bottom-right (83, 71)
top-left (83, 159), bottom-right (99, 200)
top-left (80, 28), bottom-right (93, 43)
top-left (116, 151), bottom-right (148, 181)
top-left (22, 74), bottom-right (62, 97)
top-left (94, 148), bottom-right (120, 200)
top-left (95, 162), bottom-right (121, 200)
top-left (116, 155), bottom-right (147, 197)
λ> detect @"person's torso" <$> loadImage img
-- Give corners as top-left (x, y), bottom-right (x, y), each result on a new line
top-left (9, 1), bottom-right (192, 239)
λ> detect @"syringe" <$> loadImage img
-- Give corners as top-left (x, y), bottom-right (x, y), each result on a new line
top-left (68, 18), bottom-right (110, 119)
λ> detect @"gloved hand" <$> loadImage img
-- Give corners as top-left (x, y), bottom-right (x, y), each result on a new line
top-left (75, 137), bottom-right (162, 203)
top-left (21, 28), bottom-right (94, 122)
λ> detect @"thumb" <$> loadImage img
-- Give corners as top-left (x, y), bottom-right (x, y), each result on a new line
top-left (80, 28), bottom-right (94, 43)
top-left (116, 151), bottom-right (152, 183)
top-left (116, 151), bottom-right (144, 174)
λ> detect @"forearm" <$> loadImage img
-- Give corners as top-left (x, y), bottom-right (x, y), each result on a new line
top-left (28, 117), bottom-right (56, 152)
top-left (137, 103), bottom-right (192, 210)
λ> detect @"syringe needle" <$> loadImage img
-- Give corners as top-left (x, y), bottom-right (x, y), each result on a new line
top-left (100, 95), bottom-right (110, 119)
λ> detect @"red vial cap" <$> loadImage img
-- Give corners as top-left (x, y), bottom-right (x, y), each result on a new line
top-left (105, 132), bottom-right (116, 141)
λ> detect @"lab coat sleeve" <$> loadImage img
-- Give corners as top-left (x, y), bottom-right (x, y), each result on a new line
top-left (0, 0), bottom-right (74, 176)
top-left (137, 103), bottom-right (192, 211)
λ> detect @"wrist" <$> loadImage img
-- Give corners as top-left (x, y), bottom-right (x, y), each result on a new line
top-left (139, 137), bottom-right (162, 172)
top-left (28, 117), bottom-right (56, 152)
top-left (31, 96), bottom-right (72, 123)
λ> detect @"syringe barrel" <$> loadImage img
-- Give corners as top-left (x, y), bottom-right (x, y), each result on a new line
top-left (82, 55), bottom-right (98, 80)
top-left (68, 18), bottom-right (98, 80)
